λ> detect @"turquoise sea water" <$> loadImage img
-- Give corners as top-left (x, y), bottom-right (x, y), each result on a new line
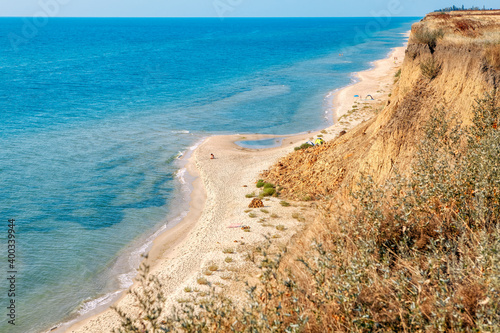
top-left (0, 17), bottom-right (417, 332)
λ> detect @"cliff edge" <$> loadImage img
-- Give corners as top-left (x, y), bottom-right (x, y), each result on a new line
top-left (263, 10), bottom-right (500, 199)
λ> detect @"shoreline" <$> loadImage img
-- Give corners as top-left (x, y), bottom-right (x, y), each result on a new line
top-left (65, 40), bottom-right (408, 333)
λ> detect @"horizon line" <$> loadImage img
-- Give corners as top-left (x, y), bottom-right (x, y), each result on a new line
top-left (0, 15), bottom-right (423, 19)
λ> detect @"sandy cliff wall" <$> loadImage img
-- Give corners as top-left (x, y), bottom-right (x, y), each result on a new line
top-left (264, 11), bottom-right (500, 199)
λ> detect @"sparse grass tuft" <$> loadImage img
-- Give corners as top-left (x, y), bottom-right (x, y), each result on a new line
top-left (207, 264), bottom-right (219, 272)
top-left (394, 68), bottom-right (401, 78)
top-left (413, 27), bottom-right (444, 52)
top-left (270, 213), bottom-right (279, 218)
top-left (224, 257), bottom-right (233, 263)
top-left (260, 209), bottom-right (269, 214)
top-left (248, 213), bottom-right (257, 218)
top-left (196, 277), bottom-right (209, 285)
top-left (485, 43), bottom-right (500, 70)
top-left (184, 286), bottom-right (192, 293)
top-left (245, 192), bottom-right (256, 198)
top-left (420, 56), bottom-right (442, 79)
top-left (275, 224), bottom-right (286, 231)
top-left (280, 201), bottom-right (290, 207)
top-left (222, 248), bottom-right (235, 254)
top-left (294, 143), bottom-right (314, 151)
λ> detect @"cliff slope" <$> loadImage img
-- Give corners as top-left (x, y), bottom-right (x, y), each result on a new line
top-left (263, 11), bottom-right (500, 199)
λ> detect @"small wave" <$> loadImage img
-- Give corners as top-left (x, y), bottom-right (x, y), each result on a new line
top-left (176, 168), bottom-right (187, 185)
top-left (171, 130), bottom-right (190, 134)
top-left (78, 291), bottom-right (121, 315)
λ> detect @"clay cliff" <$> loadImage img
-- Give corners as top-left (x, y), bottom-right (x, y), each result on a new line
top-left (263, 11), bottom-right (500, 199)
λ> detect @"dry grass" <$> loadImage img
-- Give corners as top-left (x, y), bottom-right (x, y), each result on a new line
top-left (196, 277), bottom-right (209, 285)
top-left (420, 56), bottom-right (442, 79)
top-left (275, 224), bottom-right (286, 231)
top-left (485, 43), bottom-right (500, 69)
top-left (114, 93), bottom-right (500, 333)
top-left (207, 263), bottom-right (219, 272)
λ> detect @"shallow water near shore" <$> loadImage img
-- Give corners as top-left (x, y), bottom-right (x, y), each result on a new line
top-left (0, 17), bottom-right (416, 332)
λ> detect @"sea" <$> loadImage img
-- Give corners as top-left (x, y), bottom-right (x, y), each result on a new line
top-left (0, 17), bottom-right (417, 332)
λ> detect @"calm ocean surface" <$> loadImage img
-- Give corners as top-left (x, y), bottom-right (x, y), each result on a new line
top-left (0, 17), bottom-right (416, 332)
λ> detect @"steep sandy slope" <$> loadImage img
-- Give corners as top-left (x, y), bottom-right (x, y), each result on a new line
top-left (263, 11), bottom-right (500, 199)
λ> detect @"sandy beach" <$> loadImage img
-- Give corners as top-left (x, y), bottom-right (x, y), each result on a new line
top-left (65, 41), bottom-right (407, 333)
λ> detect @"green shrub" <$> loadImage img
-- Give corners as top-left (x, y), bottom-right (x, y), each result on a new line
top-left (279, 201), bottom-right (290, 207)
top-left (256, 179), bottom-right (265, 188)
top-left (294, 143), bottom-right (314, 151)
top-left (245, 192), bottom-right (255, 198)
top-left (263, 182), bottom-right (275, 189)
top-left (420, 57), bottom-right (442, 79)
top-left (261, 187), bottom-right (275, 197)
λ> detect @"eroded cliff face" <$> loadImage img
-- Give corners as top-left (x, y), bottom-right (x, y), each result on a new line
top-left (263, 11), bottom-right (500, 199)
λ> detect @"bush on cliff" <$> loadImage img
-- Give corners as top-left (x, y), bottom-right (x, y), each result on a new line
top-left (413, 27), bottom-right (444, 53)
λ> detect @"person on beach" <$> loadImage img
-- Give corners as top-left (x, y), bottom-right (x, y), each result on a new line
top-left (211, 153), bottom-right (215, 159)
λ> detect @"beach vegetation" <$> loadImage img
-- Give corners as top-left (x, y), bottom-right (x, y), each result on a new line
top-left (275, 224), bottom-right (286, 231)
top-left (196, 277), bottom-right (209, 285)
top-left (260, 208), bottom-right (269, 214)
top-left (176, 298), bottom-right (190, 304)
top-left (245, 192), bottom-right (256, 198)
top-left (271, 234), bottom-right (281, 239)
top-left (260, 187), bottom-right (276, 197)
top-left (207, 263), bottom-right (219, 272)
top-left (279, 200), bottom-right (290, 207)
top-left (321, 130), bottom-right (327, 134)
top-left (220, 274), bottom-right (232, 280)
top-left (224, 257), bottom-right (233, 263)
top-left (202, 270), bottom-right (213, 276)
top-left (222, 248), bottom-right (235, 254)
top-left (294, 143), bottom-right (314, 151)
top-left (248, 213), bottom-right (257, 218)
top-left (302, 194), bottom-right (313, 201)
top-left (256, 179), bottom-right (265, 188)
top-left (262, 182), bottom-right (274, 189)
top-left (316, 134), bottom-right (323, 138)
top-left (244, 209), bottom-right (252, 213)
top-left (420, 56), bottom-right (442, 79)
top-left (184, 286), bottom-right (192, 293)
top-left (270, 213), bottom-right (279, 218)
top-left (112, 263), bottom-right (167, 333)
